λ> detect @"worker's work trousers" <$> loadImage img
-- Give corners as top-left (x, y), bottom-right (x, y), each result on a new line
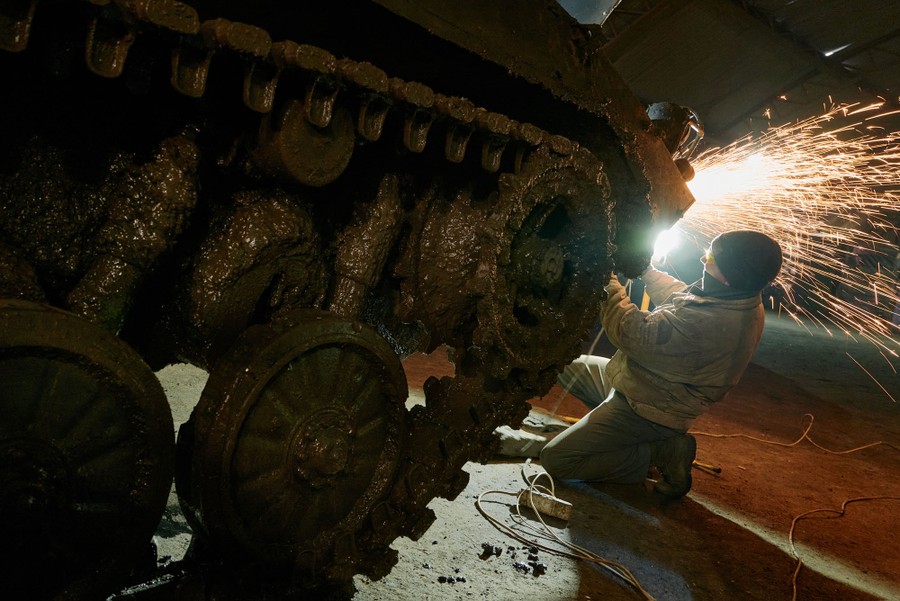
top-left (555, 354), bottom-right (612, 409)
top-left (540, 355), bottom-right (681, 483)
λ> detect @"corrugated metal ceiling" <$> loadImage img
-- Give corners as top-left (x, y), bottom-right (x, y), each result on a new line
top-left (566, 0), bottom-right (900, 145)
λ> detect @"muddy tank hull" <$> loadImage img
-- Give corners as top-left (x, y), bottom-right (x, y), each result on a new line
top-left (0, 1), bottom-right (693, 598)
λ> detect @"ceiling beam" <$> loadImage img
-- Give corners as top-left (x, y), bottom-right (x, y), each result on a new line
top-left (728, 0), bottom-right (900, 111)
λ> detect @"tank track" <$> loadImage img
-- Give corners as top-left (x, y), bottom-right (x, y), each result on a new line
top-left (0, 0), bottom-right (590, 178)
top-left (1, 1), bottom-right (616, 597)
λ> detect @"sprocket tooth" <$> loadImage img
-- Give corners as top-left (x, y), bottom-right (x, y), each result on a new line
top-left (0, 0), bottom-right (36, 52)
top-left (511, 122), bottom-right (545, 173)
top-left (438, 469), bottom-right (470, 501)
top-left (356, 92), bottom-right (392, 141)
top-left (171, 37), bottom-right (212, 97)
top-left (85, 13), bottom-right (135, 78)
top-left (336, 58), bottom-right (391, 142)
top-left (369, 501), bottom-right (402, 544)
top-left (444, 120), bottom-right (474, 163)
top-left (362, 545), bottom-right (399, 582)
top-left (508, 395), bottom-right (533, 427)
top-left (547, 133), bottom-right (575, 156)
top-left (475, 109), bottom-right (512, 172)
top-left (270, 41), bottom-right (339, 128)
top-left (402, 459), bottom-right (442, 507)
top-left (473, 434), bottom-right (502, 464)
top-left (398, 507), bottom-right (436, 541)
top-left (306, 74), bottom-right (339, 127)
top-left (245, 58), bottom-right (279, 113)
top-left (391, 78), bottom-right (435, 153)
top-left (438, 429), bottom-right (466, 460)
top-left (436, 94), bottom-right (477, 163)
top-left (327, 530), bottom-right (361, 582)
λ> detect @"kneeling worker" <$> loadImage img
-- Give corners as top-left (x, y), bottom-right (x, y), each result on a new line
top-left (540, 230), bottom-right (783, 497)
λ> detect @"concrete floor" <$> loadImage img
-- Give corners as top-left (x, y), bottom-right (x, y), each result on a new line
top-left (151, 313), bottom-right (900, 601)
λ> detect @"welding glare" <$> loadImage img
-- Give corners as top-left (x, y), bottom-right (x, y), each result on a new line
top-left (687, 152), bottom-right (772, 204)
top-left (652, 228), bottom-right (681, 262)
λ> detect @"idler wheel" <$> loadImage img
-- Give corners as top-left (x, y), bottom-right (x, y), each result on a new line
top-left (0, 299), bottom-right (175, 601)
top-left (178, 310), bottom-right (408, 583)
top-left (474, 147), bottom-right (615, 378)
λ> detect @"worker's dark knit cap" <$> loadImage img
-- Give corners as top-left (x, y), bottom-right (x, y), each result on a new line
top-left (710, 230), bottom-right (783, 291)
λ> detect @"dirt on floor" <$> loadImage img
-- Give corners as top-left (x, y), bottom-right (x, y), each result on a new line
top-left (154, 314), bottom-right (900, 601)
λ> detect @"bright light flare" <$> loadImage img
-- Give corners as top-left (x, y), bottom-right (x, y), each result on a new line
top-left (678, 103), bottom-right (900, 366)
top-left (688, 152), bottom-right (774, 201)
top-left (652, 228), bottom-right (681, 262)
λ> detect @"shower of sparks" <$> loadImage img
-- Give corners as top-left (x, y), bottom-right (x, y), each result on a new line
top-left (675, 103), bottom-right (900, 364)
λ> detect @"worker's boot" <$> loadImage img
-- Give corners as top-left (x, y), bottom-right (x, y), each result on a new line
top-left (649, 433), bottom-right (697, 498)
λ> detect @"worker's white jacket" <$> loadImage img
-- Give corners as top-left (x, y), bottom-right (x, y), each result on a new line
top-left (602, 267), bottom-right (765, 431)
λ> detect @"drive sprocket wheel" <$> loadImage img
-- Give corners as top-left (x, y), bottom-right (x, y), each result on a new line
top-left (0, 299), bottom-right (175, 601)
top-left (177, 310), bottom-right (408, 586)
top-left (473, 146), bottom-right (615, 380)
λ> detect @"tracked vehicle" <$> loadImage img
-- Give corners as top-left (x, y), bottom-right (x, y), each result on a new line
top-left (0, 1), bottom-right (694, 598)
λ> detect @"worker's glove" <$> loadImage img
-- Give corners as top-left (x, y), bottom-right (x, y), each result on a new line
top-left (601, 276), bottom-right (629, 325)
top-left (600, 277), bottom-right (638, 344)
top-left (604, 275), bottom-right (626, 298)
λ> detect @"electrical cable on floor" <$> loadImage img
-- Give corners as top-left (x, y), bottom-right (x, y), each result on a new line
top-left (788, 495), bottom-right (900, 601)
top-left (690, 412), bottom-right (900, 454)
top-left (475, 460), bottom-right (655, 601)
top-left (690, 413), bottom-right (900, 599)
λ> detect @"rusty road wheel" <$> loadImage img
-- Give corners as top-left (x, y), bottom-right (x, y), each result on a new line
top-left (177, 310), bottom-right (408, 588)
top-left (0, 300), bottom-right (175, 601)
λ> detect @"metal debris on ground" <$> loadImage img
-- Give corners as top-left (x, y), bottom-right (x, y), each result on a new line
top-left (479, 542), bottom-right (504, 558)
top-left (477, 541), bottom-right (549, 576)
